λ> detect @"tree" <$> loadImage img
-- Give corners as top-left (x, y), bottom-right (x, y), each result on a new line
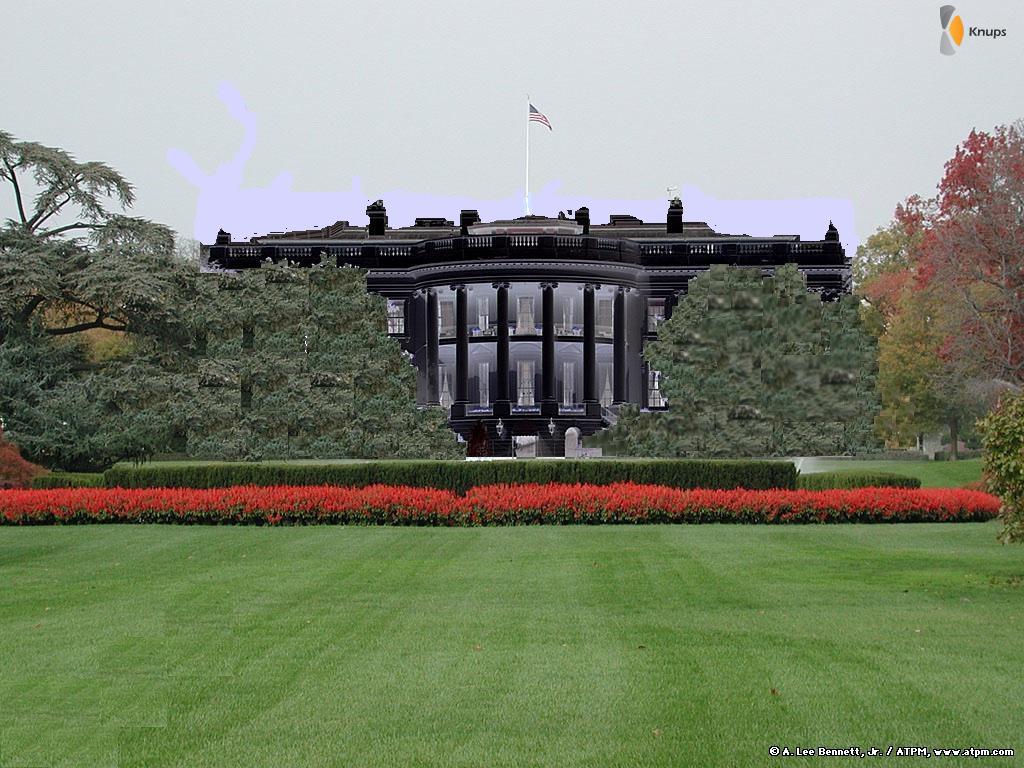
top-left (979, 389), bottom-right (1024, 543)
top-left (604, 265), bottom-right (879, 457)
top-left (858, 122), bottom-right (1024, 452)
top-left (918, 122), bottom-right (1024, 390)
top-left (854, 197), bottom-right (927, 338)
top-left (0, 423), bottom-right (45, 488)
top-left (189, 263), bottom-right (461, 460)
top-left (0, 131), bottom-right (198, 469)
top-left (0, 131), bottom-right (191, 344)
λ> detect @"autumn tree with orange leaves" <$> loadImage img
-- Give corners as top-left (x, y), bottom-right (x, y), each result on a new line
top-left (857, 121), bottom-right (1024, 455)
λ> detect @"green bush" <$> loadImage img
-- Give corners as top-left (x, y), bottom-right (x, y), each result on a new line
top-left (979, 391), bottom-right (1024, 543)
top-left (797, 470), bottom-right (921, 490)
top-left (103, 459), bottom-right (797, 493)
top-left (31, 472), bottom-right (106, 489)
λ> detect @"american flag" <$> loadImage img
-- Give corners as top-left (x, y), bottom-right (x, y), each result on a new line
top-left (529, 103), bottom-right (552, 130)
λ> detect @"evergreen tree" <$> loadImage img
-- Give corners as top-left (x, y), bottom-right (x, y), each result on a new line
top-left (190, 263), bottom-right (461, 461)
top-left (605, 265), bottom-right (879, 457)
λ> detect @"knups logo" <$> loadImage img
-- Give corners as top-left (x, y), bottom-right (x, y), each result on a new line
top-left (939, 5), bottom-right (1007, 55)
top-left (940, 5), bottom-right (964, 55)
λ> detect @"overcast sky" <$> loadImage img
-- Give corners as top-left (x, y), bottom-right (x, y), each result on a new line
top-left (2, 0), bottom-right (1022, 251)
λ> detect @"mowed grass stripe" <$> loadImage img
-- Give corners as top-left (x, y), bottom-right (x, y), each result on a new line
top-left (1, 524), bottom-right (1022, 767)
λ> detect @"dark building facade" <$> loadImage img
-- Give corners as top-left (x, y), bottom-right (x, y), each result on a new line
top-left (204, 199), bottom-right (850, 456)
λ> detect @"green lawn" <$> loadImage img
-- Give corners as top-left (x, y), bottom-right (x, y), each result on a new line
top-left (2, 524), bottom-right (1021, 767)
top-left (796, 458), bottom-right (984, 488)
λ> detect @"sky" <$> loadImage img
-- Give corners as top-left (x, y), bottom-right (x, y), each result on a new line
top-left (2, 0), bottom-right (1023, 255)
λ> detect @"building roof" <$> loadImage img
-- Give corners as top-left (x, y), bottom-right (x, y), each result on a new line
top-left (233, 208), bottom-right (767, 245)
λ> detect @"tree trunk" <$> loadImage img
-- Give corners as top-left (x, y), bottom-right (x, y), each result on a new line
top-left (948, 415), bottom-right (959, 460)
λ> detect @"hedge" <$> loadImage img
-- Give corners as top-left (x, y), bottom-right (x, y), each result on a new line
top-left (31, 472), bottom-right (107, 489)
top-left (0, 483), bottom-right (999, 526)
top-left (796, 471), bottom-right (921, 491)
top-left (102, 459), bottom-right (797, 493)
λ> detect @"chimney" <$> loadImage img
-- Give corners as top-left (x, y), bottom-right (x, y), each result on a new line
top-left (459, 209), bottom-right (480, 236)
top-left (667, 197), bottom-right (684, 234)
top-left (574, 206), bottom-right (590, 235)
top-left (215, 229), bottom-right (231, 245)
top-left (366, 200), bottom-right (388, 236)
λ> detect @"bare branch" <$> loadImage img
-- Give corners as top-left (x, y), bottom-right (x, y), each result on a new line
top-left (1, 157), bottom-right (28, 226)
top-left (36, 221), bottom-right (101, 238)
top-left (28, 191), bottom-right (74, 233)
top-left (46, 319), bottom-right (128, 336)
top-left (16, 295), bottom-right (46, 323)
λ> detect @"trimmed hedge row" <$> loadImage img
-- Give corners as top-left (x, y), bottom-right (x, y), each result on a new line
top-left (0, 483), bottom-right (999, 526)
top-left (796, 471), bottom-right (922, 490)
top-left (102, 459), bottom-right (797, 493)
top-left (31, 473), bottom-right (106, 489)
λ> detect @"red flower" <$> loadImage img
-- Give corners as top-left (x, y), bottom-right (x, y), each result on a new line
top-left (0, 484), bottom-right (1001, 526)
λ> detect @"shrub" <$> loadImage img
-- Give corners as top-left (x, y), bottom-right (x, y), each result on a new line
top-left (0, 426), bottom-right (46, 489)
top-left (0, 483), bottom-right (999, 526)
top-left (979, 391), bottom-right (1024, 543)
top-left (796, 471), bottom-right (921, 490)
top-left (102, 459), bottom-right (797, 493)
top-left (31, 472), bottom-right (106, 489)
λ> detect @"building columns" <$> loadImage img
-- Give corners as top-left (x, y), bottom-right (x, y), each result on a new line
top-left (613, 286), bottom-right (627, 404)
top-left (583, 283), bottom-right (597, 404)
top-left (626, 289), bottom-right (645, 405)
top-left (664, 291), bottom-right (679, 321)
top-left (494, 282), bottom-right (510, 413)
top-left (541, 282), bottom-right (557, 410)
top-left (454, 284), bottom-right (468, 405)
top-left (426, 288), bottom-right (439, 405)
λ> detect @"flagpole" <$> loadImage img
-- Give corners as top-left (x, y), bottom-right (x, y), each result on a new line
top-left (525, 93), bottom-right (530, 215)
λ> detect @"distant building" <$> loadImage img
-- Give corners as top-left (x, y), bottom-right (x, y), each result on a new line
top-left (204, 198), bottom-right (850, 456)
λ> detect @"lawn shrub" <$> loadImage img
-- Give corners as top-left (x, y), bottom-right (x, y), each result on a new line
top-left (797, 471), bottom-right (921, 490)
top-left (30, 473), bottom-right (106, 489)
top-left (0, 426), bottom-right (46, 489)
top-left (979, 390), bottom-right (1024, 543)
top-left (0, 483), bottom-right (999, 526)
top-left (102, 459), bottom-right (797, 492)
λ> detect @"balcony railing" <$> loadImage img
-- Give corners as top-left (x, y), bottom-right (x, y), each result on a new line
top-left (209, 234), bottom-right (847, 273)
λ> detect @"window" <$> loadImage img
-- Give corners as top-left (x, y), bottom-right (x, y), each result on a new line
top-left (647, 298), bottom-right (665, 332)
top-left (478, 362), bottom-right (490, 406)
top-left (599, 365), bottom-right (614, 407)
top-left (386, 299), bottom-right (405, 335)
top-left (516, 296), bottom-right (535, 335)
top-left (562, 361), bottom-right (576, 406)
top-left (439, 366), bottom-right (453, 408)
top-left (476, 297), bottom-right (490, 335)
top-left (648, 369), bottom-right (667, 408)
top-left (241, 322), bottom-right (254, 350)
top-left (517, 360), bottom-right (535, 406)
top-left (439, 300), bottom-right (456, 338)
top-left (596, 298), bottom-right (614, 338)
top-left (559, 296), bottom-right (577, 334)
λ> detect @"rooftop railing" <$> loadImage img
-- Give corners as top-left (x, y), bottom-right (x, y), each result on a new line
top-left (208, 234), bottom-right (846, 271)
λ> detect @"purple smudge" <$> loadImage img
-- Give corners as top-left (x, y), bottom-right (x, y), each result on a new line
top-left (168, 83), bottom-right (856, 251)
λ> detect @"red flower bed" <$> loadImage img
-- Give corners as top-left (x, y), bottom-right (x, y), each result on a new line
top-left (0, 483), bottom-right (1000, 526)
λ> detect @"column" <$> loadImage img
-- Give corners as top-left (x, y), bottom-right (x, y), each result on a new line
top-left (411, 290), bottom-right (428, 403)
top-left (664, 291), bottom-right (679, 321)
top-left (541, 282), bottom-right (557, 407)
top-left (494, 282), bottom-right (510, 409)
top-left (583, 283), bottom-right (596, 403)
top-left (613, 286), bottom-right (627, 404)
top-left (627, 289), bottom-right (645, 405)
top-left (426, 288), bottom-right (439, 405)
top-left (454, 284), bottom-right (468, 405)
